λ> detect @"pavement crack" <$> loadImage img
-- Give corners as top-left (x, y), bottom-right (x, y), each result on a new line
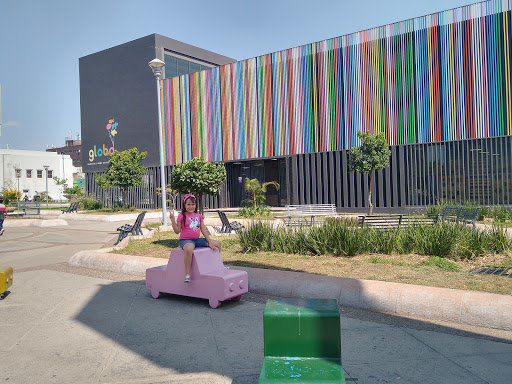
top-left (208, 311), bottom-right (233, 381)
top-left (96, 284), bottom-right (142, 383)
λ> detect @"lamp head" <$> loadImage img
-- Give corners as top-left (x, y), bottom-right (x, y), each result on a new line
top-left (148, 58), bottom-right (165, 78)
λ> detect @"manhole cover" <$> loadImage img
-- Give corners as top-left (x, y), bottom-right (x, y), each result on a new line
top-left (470, 266), bottom-right (512, 277)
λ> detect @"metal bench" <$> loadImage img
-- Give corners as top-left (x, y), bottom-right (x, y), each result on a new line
top-left (216, 211), bottom-right (244, 233)
top-left (440, 206), bottom-right (480, 227)
top-left (358, 214), bottom-right (438, 229)
top-left (259, 298), bottom-right (345, 383)
top-left (114, 211), bottom-right (146, 245)
top-left (61, 201), bottom-right (79, 214)
top-left (457, 207), bottom-right (480, 227)
top-left (441, 206), bottom-right (462, 222)
top-left (358, 214), bottom-right (403, 229)
top-left (18, 201), bottom-right (41, 216)
top-left (280, 204), bottom-right (337, 226)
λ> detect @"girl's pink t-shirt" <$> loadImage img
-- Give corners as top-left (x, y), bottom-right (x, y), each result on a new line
top-left (177, 213), bottom-right (203, 240)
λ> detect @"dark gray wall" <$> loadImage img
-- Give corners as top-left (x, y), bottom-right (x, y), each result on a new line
top-left (85, 135), bottom-right (512, 212)
top-left (80, 34), bottom-right (236, 173)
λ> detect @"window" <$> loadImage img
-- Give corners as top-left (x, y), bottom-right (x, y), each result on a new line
top-left (26, 169), bottom-right (32, 178)
top-left (37, 170), bottom-right (43, 178)
top-left (164, 51), bottom-right (216, 79)
top-left (177, 58), bottom-right (190, 76)
top-left (47, 170), bottom-right (53, 178)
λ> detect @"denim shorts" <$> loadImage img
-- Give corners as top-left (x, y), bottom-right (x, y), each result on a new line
top-left (179, 238), bottom-right (208, 249)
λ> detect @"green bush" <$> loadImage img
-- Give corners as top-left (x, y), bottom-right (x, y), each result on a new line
top-left (78, 195), bottom-right (104, 210)
top-left (239, 205), bottom-right (273, 218)
top-left (1, 188), bottom-right (21, 206)
top-left (237, 219), bottom-right (511, 260)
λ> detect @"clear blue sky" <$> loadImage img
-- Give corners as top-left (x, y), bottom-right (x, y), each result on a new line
top-left (0, 0), bottom-right (476, 151)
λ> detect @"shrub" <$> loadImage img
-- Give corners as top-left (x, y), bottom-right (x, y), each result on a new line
top-left (1, 188), bottom-right (21, 206)
top-left (239, 205), bottom-right (273, 218)
top-left (78, 195), bottom-right (104, 210)
top-left (236, 219), bottom-right (511, 260)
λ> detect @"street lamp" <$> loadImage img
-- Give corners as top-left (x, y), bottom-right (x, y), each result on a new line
top-left (15, 168), bottom-right (21, 207)
top-left (148, 58), bottom-right (168, 226)
top-left (43, 165), bottom-right (49, 207)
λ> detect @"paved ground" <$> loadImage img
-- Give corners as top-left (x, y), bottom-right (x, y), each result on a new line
top-left (1, 222), bottom-right (512, 383)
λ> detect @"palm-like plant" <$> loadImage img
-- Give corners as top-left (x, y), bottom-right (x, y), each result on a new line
top-left (243, 178), bottom-right (279, 207)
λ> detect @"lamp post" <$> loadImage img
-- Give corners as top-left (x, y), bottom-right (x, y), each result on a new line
top-left (148, 58), bottom-right (168, 226)
top-left (15, 168), bottom-right (21, 207)
top-left (43, 165), bottom-right (49, 207)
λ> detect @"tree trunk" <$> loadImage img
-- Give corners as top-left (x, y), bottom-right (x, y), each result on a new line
top-left (122, 188), bottom-right (128, 208)
top-left (197, 194), bottom-right (203, 215)
top-left (368, 171), bottom-right (373, 216)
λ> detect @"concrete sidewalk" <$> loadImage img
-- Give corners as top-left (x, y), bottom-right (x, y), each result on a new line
top-left (2, 267), bottom-right (512, 384)
top-left (69, 248), bottom-right (512, 332)
top-left (1, 219), bottom-right (512, 383)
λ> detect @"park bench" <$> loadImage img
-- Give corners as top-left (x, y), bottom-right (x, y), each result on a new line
top-left (279, 204), bottom-right (337, 227)
top-left (18, 201), bottom-right (41, 216)
top-left (439, 206), bottom-right (480, 227)
top-left (358, 214), bottom-right (403, 229)
top-left (216, 211), bottom-right (244, 233)
top-left (258, 298), bottom-right (345, 383)
top-left (358, 214), bottom-right (438, 229)
top-left (61, 201), bottom-right (79, 214)
top-left (146, 247), bottom-right (248, 308)
top-left (457, 207), bottom-right (480, 227)
top-left (114, 211), bottom-right (146, 245)
top-left (441, 206), bottom-right (462, 222)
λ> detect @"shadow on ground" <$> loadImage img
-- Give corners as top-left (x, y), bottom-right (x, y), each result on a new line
top-left (73, 273), bottom-right (512, 383)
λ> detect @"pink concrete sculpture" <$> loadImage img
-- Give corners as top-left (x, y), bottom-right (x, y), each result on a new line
top-left (145, 247), bottom-right (249, 308)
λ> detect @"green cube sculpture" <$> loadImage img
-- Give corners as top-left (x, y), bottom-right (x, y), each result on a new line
top-left (259, 298), bottom-right (345, 383)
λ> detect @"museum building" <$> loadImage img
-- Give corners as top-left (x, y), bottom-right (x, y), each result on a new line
top-left (81, 0), bottom-right (512, 211)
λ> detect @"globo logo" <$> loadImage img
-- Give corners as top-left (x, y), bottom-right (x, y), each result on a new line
top-left (89, 144), bottom-right (115, 162)
top-left (89, 118), bottom-right (119, 163)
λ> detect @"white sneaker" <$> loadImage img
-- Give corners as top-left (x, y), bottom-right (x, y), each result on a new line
top-left (0, 229), bottom-right (4, 235)
top-left (184, 274), bottom-right (190, 283)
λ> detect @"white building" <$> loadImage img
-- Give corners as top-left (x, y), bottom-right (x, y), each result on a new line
top-left (0, 150), bottom-right (77, 201)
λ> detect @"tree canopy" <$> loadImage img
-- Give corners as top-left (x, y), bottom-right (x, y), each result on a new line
top-left (349, 131), bottom-right (391, 215)
top-left (169, 157), bottom-right (226, 213)
top-left (95, 148), bottom-right (147, 206)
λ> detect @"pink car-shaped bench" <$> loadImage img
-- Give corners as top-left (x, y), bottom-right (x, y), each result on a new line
top-left (145, 247), bottom-right (249, 308)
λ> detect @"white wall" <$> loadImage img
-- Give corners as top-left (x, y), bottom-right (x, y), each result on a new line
top-left (0, 150), bottom-right (77, 201)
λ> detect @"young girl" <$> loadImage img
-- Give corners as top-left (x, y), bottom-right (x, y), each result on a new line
top-left (169, 194), bottom-right (221, 282)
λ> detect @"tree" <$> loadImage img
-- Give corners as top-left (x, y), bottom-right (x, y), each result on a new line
top-left (95, 148), bottom-right (147, 207)
top-left (1, 187), bottom-right (21, 206)
top-left (169, 157), bottom-right (226, 214)
top-left (349, 131), bottom-right (391, 215)
top-left (54, 177), bottom-right (84, 201)
top-left (243, 178), bottom-right (279, 207)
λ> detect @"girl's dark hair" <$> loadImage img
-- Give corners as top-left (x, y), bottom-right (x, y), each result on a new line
top-left (181, 196), bottom-right (198, 228)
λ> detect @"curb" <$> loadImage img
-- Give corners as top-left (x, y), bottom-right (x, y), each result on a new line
top-left (68, 249), bottom-right (512, 331)
top-left (4, 219), bottom-right (68, 227)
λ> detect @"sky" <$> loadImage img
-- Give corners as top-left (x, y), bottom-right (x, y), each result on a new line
top-left (0, 0), bottom-right (478, 151)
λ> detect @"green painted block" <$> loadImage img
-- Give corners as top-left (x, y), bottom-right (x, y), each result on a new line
top-left (259, 357), bottom-right (345, 383)
top-left (263, 298), bottom-right (341, 358)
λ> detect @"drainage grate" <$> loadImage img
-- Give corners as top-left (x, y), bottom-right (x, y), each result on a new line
top-left (470, 266), bottom-right (512, 277)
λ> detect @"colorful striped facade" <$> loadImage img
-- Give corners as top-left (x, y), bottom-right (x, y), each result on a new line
top-left (161, 0), bottom-right (512, 165)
